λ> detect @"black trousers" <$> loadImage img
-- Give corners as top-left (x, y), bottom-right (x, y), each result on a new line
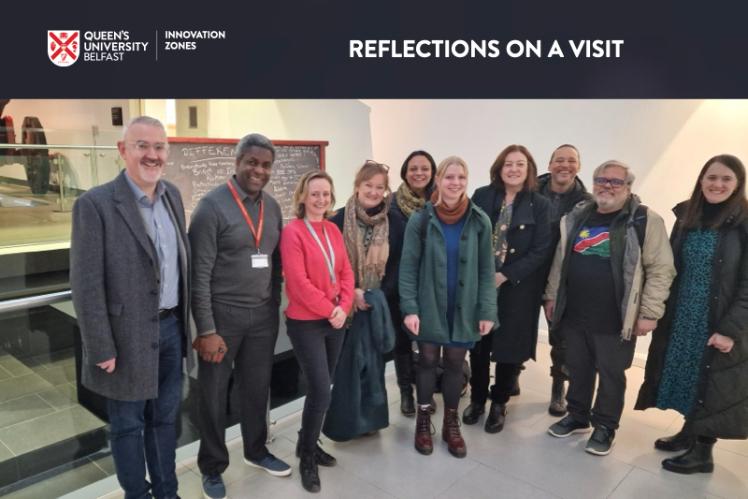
top-left (468, 332), bottom-right (520, 405)
top-left (547, 318), bottom-right (568, 380)
top-left (563, 319), bottom-right (636, 430)
top-left (286, 318), bottom-right (345, 453)
top-left (197, 302), bottom-right (278, 476)
top-left (389, 297), bottom-right (415, 390)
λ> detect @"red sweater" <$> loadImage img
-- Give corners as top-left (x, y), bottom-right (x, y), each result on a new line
top-left (281, 218), bottom-right (354, 320)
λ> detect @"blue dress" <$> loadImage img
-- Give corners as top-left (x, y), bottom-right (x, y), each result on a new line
top-left (656, 229), bottom-right (718, 415)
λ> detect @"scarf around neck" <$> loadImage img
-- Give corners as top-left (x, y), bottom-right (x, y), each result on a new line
top-left (395, 182), bottom-right (427, 218)
top-left (431, 190), bottom-right (469, 224)
top-left (342, 195), bottom-right (390, 290)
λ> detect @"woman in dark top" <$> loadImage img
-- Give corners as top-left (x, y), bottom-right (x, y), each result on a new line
top-left (323, 160), bottom-right (402, 440)
top-left (464, 145), bottom-right (552, 434)
top-left (636, 154), bottom-right (748, 474)
top-left (389, 150), bottom-right (437, 416)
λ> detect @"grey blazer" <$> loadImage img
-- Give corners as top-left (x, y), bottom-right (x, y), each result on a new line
top-left (70, 171), bottom-right (193, 401)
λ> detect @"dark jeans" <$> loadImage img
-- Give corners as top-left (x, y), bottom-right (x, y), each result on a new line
top-left (197, 302), bottom-right (278, 475)
top-left (287, 318), bottom-right (345, 453)
top-left (107, 314), bottom-right (183, 499)
top-left (548, 318), bottom-right (568, 380)
top-left (389, 298), bottom-right (415, 390)
top-left (416, 342), bottom-right (467, 410)
top-left (468, 332), bottom-right (521, 405)
top-left (563, 319), bottom-right (636, 430)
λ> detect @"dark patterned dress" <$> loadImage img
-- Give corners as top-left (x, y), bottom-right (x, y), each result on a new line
top-left (656, 229), bottom-right (719, 415)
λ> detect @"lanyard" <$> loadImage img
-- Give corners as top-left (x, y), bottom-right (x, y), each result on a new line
top-left (227, 180), bottom-right (264, 251)
top-left (303, 218), bottom-right (336, 284)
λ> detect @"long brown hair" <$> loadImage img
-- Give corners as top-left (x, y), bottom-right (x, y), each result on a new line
top-left (681, 154), bottom-right (748, 229)
top-left (489, 144), bottom-right (538, 191)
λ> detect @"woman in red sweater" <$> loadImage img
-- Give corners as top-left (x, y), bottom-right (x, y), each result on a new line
top-left (281, 170), bottom-right (354, 493)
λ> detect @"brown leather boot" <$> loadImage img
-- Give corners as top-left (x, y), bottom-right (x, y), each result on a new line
top-left (442, 408), bottom-right (467, 458)
top-left (414, 407), bottom-right (433, 455)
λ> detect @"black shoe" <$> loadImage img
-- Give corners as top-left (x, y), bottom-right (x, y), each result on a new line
top-left (655, 429), bottom-right (693, 452)
top-left (548, 378), bottom-right (567, 416)
top-left (461, 402), bottom-right (485, 425)
top-left (484, 402), bottom-right (506, 434)
top-left (428, 396), bottom-right (437, 415)
top-left (299, 451), bottom-right (321, 493)
top-left (585, 426), bottom-right (616, 456)
top-left (510, 377), bottom-right (521, 397)
top-left (296, 430), bottom-right (337, 467)
top-left (400, 388), bottom-right (416, 417)
top-left (547, 415), bottom-right (592, 438)
top-left (662, 440), bottom-right (714, 474)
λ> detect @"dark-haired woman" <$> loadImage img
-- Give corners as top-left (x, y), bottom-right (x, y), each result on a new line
top-left (636, 154), bottom-right (748, 474)
top-left (323, 160), bottom-right (402, 440)
top-left (463, 145), bottom-right (552, 433)
top-left (389, 150), bottom-right (437, 415)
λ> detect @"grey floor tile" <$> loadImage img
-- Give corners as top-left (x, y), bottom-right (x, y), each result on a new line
top-left (0, 355), bottom-right (33, 378)
top-left (0, 373), bottom-right (54, 403)
top-left (0, 406), bottom-right (105, 455)
top-left (436, 462), bottom-right (560, 499)
top-left (609, 467), bottom-right (716, 499)
top-left (2, 462), bottom-right (107, 499)
top-left (89, 454), bottom-right (116, 476)
top-left (35, 363), bottom-right (77, 386)
top-left (0, 440), bottom-right (14, 462)
top-left (37, 383), bottom-right (78, 410)
top-left (0, 365), bottom-right (11, 381)
top-left (0, 394), bottom-right (55, 429)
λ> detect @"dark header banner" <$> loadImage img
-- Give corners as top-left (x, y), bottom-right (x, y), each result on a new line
top-left (3, 0), bottom-right (748, 98)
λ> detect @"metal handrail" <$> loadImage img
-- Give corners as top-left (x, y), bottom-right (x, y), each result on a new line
top-left (0, 290), bottom-right (72, 313)
top-left (0, 144), bottom-right (117, 151)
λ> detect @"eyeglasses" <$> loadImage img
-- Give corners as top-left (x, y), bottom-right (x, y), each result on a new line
top-left (364, 159), bottom-right (390, 171)
top-left (593, 176), bottom-right (627, 188)
top-left (129, 141), bottom-right (169, 154)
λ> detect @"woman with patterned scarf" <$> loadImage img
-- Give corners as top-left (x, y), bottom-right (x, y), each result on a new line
top-left (389, 150), bottom-right (438, 416)
top-left (325, 161), bottom-right (405, 439)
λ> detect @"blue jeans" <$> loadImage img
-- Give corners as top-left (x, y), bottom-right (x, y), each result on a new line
top-left (107, 314), bottom-right (183, 499)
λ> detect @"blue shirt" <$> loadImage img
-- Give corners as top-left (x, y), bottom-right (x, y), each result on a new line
top-left (124, 173), bottom-right (180, 309)
top-left (440, 216), bottom-right (467, 335)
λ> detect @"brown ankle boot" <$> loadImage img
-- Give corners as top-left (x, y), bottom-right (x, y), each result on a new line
top-left (415, 407), bottom-right (434, 455)
top-left (442, 408), bottom-right (467, 458)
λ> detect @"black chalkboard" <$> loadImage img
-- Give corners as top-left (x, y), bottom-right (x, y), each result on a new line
top-left (162, 138), bottom-right (328, 222)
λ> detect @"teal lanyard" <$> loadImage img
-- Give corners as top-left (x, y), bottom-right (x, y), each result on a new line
top-left (303, 218), bottom-right (336, 284)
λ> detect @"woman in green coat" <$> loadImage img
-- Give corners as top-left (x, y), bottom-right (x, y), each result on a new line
top-left (399, 156), bottom-right (497, 459)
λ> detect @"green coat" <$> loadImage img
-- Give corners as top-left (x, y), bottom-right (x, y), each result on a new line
top-left (399, 201), bottom-right (497, 344)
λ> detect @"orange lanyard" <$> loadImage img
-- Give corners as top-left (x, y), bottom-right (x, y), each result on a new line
top-left (227, 181), bottom-right (264, 251)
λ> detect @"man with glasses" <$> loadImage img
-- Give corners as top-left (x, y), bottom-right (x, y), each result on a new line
top-left (542, 160), bottom-right (675, 456)
top-left (189, 133), bottom-right (289, 499)
top-left (70, 116), bottom-right (192, 498)
top-left (536, 144), bottom-right (592, 416)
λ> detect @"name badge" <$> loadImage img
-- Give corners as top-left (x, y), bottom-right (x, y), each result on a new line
top-left (251, 254), bottom-right (269, 268)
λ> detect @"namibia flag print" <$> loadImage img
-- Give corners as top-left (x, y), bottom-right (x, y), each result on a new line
top-left (573, 226), bottom-right (611, 257)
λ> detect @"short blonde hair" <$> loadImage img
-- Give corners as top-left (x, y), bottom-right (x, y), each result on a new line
top-left (293, 170), bottom-right (336, 219)
top-left (433, 156), bottom-right (469, 206)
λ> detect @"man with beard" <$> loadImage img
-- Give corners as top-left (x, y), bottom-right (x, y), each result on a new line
top-left (189, 133), bottom-right (290, 499)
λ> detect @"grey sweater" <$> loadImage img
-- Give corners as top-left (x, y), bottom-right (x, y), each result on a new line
top-left (189, 176), bottom-right (283, 335)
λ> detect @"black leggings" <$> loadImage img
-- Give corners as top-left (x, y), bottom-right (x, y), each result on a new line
top-left (286, 318), bottom-right (346, 453)
top-left (416, 342), bottom-right (467, 410)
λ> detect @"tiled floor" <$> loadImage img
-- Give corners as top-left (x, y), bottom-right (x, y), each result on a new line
top-left (49, 341), bottom-right (748, 499)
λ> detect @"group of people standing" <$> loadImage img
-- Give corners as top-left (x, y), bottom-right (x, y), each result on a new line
top-left (70, 115), bottom-right (748, 499)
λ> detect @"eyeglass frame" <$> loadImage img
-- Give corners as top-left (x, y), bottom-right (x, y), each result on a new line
top-left (593, 176), bottom-right (629, 188)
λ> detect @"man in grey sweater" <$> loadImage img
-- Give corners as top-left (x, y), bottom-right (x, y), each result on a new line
top-left (189, 133), bottom-right (288, 499)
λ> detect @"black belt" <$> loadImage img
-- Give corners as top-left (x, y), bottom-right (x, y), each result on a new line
top-left (158, 308), bottom-right (177, 320)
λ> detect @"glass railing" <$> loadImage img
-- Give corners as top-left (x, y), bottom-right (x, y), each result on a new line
top-left (0, 143), bottom-right (121, 255)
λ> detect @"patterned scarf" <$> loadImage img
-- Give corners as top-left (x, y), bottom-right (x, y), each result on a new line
top-left (342, 195), bottom-right (390, 290)
top-left (431, 190), bottom-right (469, 224)
top-left (395, 183), bottom-right (427, 218)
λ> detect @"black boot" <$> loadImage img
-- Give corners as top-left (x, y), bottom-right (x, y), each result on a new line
top-left (299, 450), bottom-right (321, 492)
top-left (400, 386), bottom-right (416, 417)
top-left (510, 366), bottom-right (523, 397)
top-left (484, 402), bottom-right (507, 434)
top-left (654, 426), bottom-right (694, 452)
top-left (662, 438), bottom-right (715, 474)
top-left (296, 430), bottom-right (336, 467)
top-left (548, 377), bottom-right (567, 416)
top-left (461, 402), bottom-right (485, 425)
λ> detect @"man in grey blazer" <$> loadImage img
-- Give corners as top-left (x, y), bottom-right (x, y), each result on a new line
top-left (70, 116), bottom-right (192, 499)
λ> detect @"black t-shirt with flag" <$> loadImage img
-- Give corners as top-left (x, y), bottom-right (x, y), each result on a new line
top-left (564, 209), bottom-right (622, 334)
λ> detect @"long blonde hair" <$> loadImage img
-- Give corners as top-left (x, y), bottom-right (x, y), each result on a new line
top-left (432, 156), bottom-right (469, 206)
top-left (292, 170), bottom-right (336, 219)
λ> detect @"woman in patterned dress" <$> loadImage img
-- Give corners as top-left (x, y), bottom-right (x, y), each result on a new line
top-left (636, 154), bottom-right (748, 474)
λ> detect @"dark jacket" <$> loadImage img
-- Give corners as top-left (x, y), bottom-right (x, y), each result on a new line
top-left (536, 173), bottom-right (592, 253)
top-left (636, 202), bottom-right (748, 439)
top-left (471, 186), bottom-right (553, 363)
top-left (322, 289), bottom-right (395, 441)
top-left (70, 171), bottom-right (193, 401)
top-left (399, 201), bottom-right (497, 344)
top-left (330, 204), bottom-right (405, 302)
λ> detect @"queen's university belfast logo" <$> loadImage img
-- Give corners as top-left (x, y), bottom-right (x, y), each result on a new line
top-left (48, 31), bottom-right (80, 67)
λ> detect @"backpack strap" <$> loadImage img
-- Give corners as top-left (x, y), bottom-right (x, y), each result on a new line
top-left (632, 204), bottom-right (648, 249)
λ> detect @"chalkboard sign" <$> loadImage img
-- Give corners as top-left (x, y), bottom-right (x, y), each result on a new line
top-left (162, 138), bottom-right (328, 222)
